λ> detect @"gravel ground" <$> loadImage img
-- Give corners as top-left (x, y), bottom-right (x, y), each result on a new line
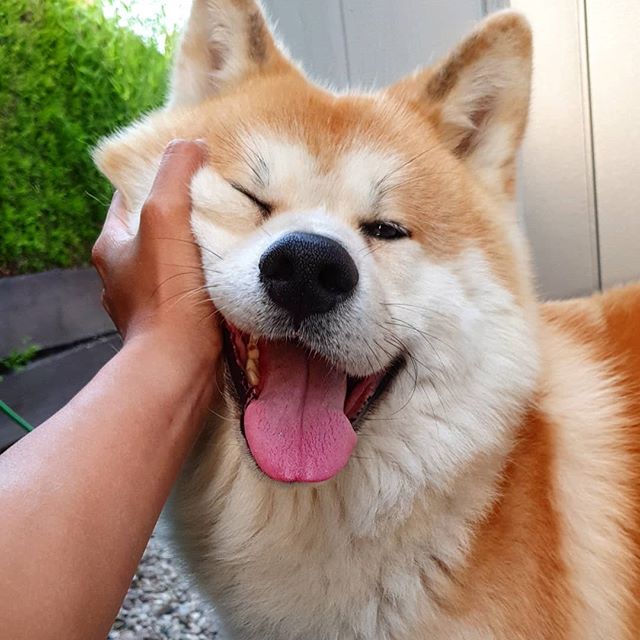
top-left (109, 529), bottom-right (223, 640)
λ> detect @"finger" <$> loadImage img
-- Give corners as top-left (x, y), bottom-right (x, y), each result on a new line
top-left (106, 189), bottom-right (129, 227)
top-left (94, 192), bottom-right (131, 250)
top-left (100, 289), bottom-right (111, 316)
top-left (92, 191), bottom-right (132, 269)
top-left (141, 139), bottom-right (208, 228)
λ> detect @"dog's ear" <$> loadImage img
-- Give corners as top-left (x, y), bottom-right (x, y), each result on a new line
top-left (386, 11), bottom-right (532, 195)
top-left (168, 0), bottom-right (296, 108)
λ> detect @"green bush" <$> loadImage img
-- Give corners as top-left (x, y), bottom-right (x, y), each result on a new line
top-left (0, 342), bottom-right (39, 376)
top-left (0, 0), bottom-right (175, 275)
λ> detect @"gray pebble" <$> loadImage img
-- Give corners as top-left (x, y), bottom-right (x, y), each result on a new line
top-left (108, 531), bottom-right (221, 639)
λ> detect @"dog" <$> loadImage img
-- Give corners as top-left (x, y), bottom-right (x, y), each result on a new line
top-left (94, 1), bottom-right (640, 638)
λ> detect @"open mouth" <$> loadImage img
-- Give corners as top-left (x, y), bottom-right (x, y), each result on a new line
top-left (222, 322), bottom-right (401, 484)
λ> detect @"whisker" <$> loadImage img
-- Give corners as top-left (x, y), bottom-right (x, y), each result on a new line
top-left (358, 243), bottom-right (386, 259)
top-left (379, 143), bottom-right (443, 184)
top-left (85, 190), bottom-right (112, 207)
top-left (382, 302), bottom-right (455, 323)
top-left (149, 272), bottom-right (208, 301)
top-left (158, 284), bottom-right (213, 310)
top-left (207, 407), bottom-right (237, 424)
top-left (160, 262), bottom-right (222, 275)
top-left (386, 315), bottom-right (462, 362)
top-left (154, 236), bottom-right (224, 261)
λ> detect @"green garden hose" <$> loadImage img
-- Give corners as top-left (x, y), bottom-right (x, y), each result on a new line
top-left (0, 400), bottom-right (34, 433)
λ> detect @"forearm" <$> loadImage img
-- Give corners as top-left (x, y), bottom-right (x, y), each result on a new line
top-left (0, 331), bottom-right (218, 639)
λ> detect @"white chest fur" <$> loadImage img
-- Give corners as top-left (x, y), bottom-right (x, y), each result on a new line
top-left (171, 429), bottom-right (501, 640)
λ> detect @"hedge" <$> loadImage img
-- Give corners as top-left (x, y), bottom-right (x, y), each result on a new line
top-left (0, 1), bottom-right (175, 275)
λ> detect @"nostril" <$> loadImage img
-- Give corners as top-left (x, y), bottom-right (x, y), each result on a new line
top-left (319, 263), bottom-right (354, 295)
top-left (260, 251), bottom-right (295, 281)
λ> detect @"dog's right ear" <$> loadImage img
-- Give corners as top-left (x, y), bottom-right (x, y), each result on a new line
top-left (168, 0), bottom-right (296, 108)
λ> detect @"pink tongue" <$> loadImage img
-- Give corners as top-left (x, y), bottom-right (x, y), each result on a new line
top-left (243, 341), bottom-right (356, 483)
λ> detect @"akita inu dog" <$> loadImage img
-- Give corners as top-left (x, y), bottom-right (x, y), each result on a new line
top-left (94, 2), bottom-right (640, 638)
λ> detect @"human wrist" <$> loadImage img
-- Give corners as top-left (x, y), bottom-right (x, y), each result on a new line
top-left (119, 323), bottom-right (221, 405)
top-left (123, 320), bottom-right (221, 368)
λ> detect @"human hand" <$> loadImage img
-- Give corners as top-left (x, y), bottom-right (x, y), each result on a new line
top-left (92, 139), bottom-right (221, 362)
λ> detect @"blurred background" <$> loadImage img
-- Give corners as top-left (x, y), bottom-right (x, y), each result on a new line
top-left (1, 0), bottom-right (638, 635)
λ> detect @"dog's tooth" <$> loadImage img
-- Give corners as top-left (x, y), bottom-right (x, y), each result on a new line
top-left (247, 334), bottom-right (260, 359)
top-left (247, 347), bottom-right (259, 361)
top-left (245, 360), bottom-right (260, 387)
top-left (246, 367), bottom-right (259, 387)
top-left (245, 334), bottom-right (260, 387)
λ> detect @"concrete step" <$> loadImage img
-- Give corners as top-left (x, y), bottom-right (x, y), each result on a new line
top-left (0, 334), bottom-right (121, 451)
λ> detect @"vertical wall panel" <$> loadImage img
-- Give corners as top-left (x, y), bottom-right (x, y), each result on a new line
top-left (340, 0), bottom-right (483, 89)
top-left (509, 0), bottom-right (599, 298)
top-left (262, 0), bottom-right (350, 89)
top-left (585, 0), bottom-right (640, 288)
top-left (483, 0), bottom-right (509, 10)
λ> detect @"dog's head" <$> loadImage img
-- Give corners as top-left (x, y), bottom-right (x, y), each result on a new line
top-left (95, 1), bottom-right (539, 489)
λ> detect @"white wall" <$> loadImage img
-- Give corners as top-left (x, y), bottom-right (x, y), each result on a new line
top-left (340, 0), bottom-right (483, 88)
top-left (510, 0), bottom-right (600, 298)
top-left (263, 0), bottom-right (484, 90)
top-left (586, 0), bottom-right (640, 289)
top-left (266, 0), bottom-right (350, 88)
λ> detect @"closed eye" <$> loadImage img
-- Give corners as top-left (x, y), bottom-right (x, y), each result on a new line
top-left (360, 220), bottom-right (411, 241)
top-left (230, 183), bottom-right (272, 217)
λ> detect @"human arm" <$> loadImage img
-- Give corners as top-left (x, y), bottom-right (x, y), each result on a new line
top-left (0, 140), bottom-right (220, 640)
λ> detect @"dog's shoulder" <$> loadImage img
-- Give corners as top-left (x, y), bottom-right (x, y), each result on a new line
top-left (535, 284), bottom-right (640, 638)
top-left (541, 282), bottom-right (640, 369)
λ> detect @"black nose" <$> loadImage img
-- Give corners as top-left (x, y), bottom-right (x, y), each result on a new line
top-left (259, 232), bottom-right (359, 322)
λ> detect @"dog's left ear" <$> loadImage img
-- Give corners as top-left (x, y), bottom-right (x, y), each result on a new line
top-left (386, 11), bottom-right (532, 195)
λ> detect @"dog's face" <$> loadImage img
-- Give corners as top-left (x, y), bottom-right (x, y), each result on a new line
top-left (95, 1), bottom-right (539, 488)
